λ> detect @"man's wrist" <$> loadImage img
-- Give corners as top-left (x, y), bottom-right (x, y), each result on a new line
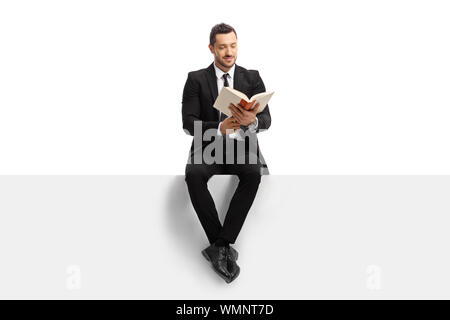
top-left (248, 117), bottom-right (258, 132)
top-left (217, 121), bottom-right (223, 136)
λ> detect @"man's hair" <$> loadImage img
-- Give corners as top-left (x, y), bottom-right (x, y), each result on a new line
top-left (209, 23), bottom-right (237, 46)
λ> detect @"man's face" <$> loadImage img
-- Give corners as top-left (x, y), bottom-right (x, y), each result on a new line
top-left (209, 32), bottom-right (238, 70)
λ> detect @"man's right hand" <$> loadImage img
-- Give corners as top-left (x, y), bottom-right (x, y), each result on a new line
top-left (220, 116), bottom-right (241, 135)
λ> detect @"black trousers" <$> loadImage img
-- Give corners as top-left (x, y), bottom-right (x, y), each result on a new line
top-left (185, 140), bottom-right (263, 244)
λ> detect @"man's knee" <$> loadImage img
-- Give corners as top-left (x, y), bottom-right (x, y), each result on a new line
top-left (185, 165), bottom-right (211, 184)
top-left (239, 167), bottom-right (262, 184)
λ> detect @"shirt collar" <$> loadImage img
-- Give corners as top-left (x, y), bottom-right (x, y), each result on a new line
top-left (213, 61), bottom-right (235, 81)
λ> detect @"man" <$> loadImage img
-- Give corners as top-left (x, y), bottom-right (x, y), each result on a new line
top-left (182, 23), bottom-right (272, 283)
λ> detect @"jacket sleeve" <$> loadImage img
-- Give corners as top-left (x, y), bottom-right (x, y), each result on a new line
top-left (182, 72), bottom-right (220, 137)
top-left (247, 70), bottom-right (271, 134)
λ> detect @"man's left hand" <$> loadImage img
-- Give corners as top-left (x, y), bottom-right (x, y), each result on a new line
top-left (228, 102), bottom-right (260, 126)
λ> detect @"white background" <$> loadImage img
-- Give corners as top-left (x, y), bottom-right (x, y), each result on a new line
top-left (1, 0), bottom-right (450, 175)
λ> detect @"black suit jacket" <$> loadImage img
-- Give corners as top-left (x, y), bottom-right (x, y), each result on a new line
top-left (182, 62), bottom-right (271, 173)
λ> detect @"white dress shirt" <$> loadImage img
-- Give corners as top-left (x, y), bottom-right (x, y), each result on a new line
top-left (214, 62), bottom-right (258, 140)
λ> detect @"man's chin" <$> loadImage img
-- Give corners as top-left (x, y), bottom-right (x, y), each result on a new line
top-left (222, 60), bottom-right (235, 66)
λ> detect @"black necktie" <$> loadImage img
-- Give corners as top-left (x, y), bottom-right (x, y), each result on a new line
top-left (220, 73), bottom-right (230, 121)
top-left (222, 73), bottom-right (229, 87)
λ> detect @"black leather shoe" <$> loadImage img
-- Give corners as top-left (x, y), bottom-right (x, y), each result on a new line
top-left (228, 246), bottom-right (238, 261)
top-left (227, 246), bottom-right (240, 282)
top-left (202, 244), bottom-right (232, 283)
top-left (228, 263), bottom-right (240, 282)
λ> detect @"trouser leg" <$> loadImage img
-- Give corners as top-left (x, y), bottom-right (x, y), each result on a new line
top-left (218, 163), bottom-right (262, 244)
top-left (185, 163), bottom-right (225, 244)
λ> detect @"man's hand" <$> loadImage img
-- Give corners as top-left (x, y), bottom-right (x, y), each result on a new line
top-left (228, 102), bottom-right (260, 126)
top-left (220, 116), bottom-right (241, 135)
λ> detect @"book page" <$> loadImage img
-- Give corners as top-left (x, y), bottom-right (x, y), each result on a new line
top-left (225, 87), bottom-right (249, 101)
top-left (214, 87), bottom-right (274, 117)
top-left (249, 91), bottom-right (274, 113)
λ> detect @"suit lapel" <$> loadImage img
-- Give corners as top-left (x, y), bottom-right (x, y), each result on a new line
top-left (207, 62), bottom-right (242, 119)
top-left (206, 62), bottom-right (218, 103)
top-left (233, 64), bottom-right (241, 91)
top-left (206, 62), bottom-right (242, 101)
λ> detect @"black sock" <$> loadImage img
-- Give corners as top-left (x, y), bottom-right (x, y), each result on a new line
top-left (214, 238), bottom-right (229, 247)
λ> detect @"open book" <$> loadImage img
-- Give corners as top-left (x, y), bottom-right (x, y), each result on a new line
top-left (213, 87), bottom-right (274, 118)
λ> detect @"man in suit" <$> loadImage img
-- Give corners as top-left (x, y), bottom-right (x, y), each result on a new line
top-left (182, 23), bottom-right (271, 283)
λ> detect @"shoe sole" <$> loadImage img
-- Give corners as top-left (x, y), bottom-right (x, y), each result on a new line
top-left (202, 250), bottom-right (232, 284)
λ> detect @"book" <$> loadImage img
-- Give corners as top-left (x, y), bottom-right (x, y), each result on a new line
top-left (213, 86), bottom-right (274, 118)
